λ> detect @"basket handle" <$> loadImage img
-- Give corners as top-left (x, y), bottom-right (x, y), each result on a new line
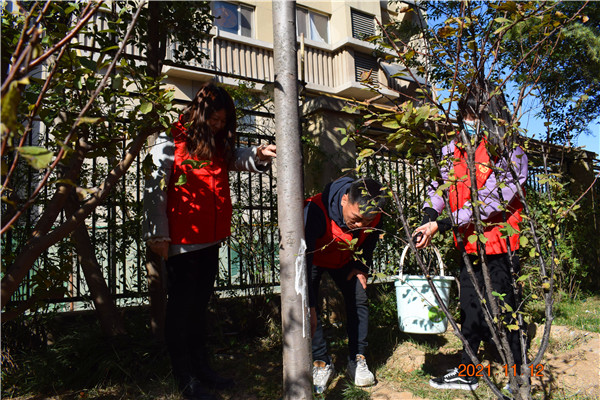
top-left (398, 244), bottom-right (445, 281)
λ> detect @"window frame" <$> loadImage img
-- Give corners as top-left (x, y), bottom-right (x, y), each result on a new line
top-left (295, 6), bottom-right (330, 44)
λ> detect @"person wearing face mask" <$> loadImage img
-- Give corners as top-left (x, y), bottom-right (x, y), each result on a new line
top-left (413, 88), bottom-right (528, 392)
top-left (304, 176), bottom-right (387, 393)
top-left (143, 82), bottom-right (276, 400)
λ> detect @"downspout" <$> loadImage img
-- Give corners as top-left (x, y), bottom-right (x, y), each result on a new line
top-left (211, 26), bottom-right (220, 81)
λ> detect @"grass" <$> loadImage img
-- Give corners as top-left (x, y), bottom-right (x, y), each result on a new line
top-left (552, 295), bottom-right (600, 333)
top-left (526, 294), bottom-right (600, 333)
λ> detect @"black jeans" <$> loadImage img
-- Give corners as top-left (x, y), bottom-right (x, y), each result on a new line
top-left (165, 245), bottom-right (220, 380)
top-left (459, 253), bottom-right (525, 369)
top-left (309, 263), bottom-right (369, 363)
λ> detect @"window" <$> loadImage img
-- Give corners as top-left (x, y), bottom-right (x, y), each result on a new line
top-left (213, 1), bottom-right (254, 37)
top-left (351, 9), bottom-right (375, 40)
top-left (296, 7), bottom-right (329, 43)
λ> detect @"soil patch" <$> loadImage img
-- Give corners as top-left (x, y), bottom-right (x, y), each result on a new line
top-left (368, 324), bottom-right (599, 399)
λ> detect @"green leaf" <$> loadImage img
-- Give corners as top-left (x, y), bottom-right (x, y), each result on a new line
top-left (1, 80), bottom-right (26, 135)
top-left (382, 119), bottom-right (400, 129)
top-left (519, 236), bottom-right (529, 247)
top-left (112, 75), bottom-right (123, 90)
top-left (175, 174), bottom-right (187, 186)
top-left (65, 5), bottom-right (78, 14)
top-left (358, 148), bottom-right (375, 159)
top-left (467, 234), bottom-right (477, 244)
top-left (478, 233), bottom-right (488, 244)
top-left (529, 247), bottom-right (537, 258)
top-left (79, 57), bottom-right (97, 71)
top-left (507, 324), bottom-right (519, 331)
top-left (428, 306), bottom-right (445, 323)
top-left (101, 45), bottom-right (120, 52)
top-left (16, 146), bottom-right (54, 170)
top-left (140, 102), bottom-right (153, 114)
top-left (341, 105), bottom-right (358, 114)
top-left (414, 105), bottom-right (430, 125)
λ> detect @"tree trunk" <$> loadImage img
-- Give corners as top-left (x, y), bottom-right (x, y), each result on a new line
top-left (66, 195), bottom-right (127, 337)
top-left (146, 1), bottom-right (162, 78)
top-left (272, 2), bottom-right (313, 399)
top-left (145, 248), bottom-right (166, 342)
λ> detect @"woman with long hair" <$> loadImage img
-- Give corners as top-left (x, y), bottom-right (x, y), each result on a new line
top-left (144, 82), bottom-right (276, 400)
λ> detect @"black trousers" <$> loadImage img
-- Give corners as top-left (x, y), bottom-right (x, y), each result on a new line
top-left (165, 245), bottom-right (220, 380)
top-left (309, 263), bottom-right (369, 363)
top-left (459, 253), bottom-right (525, 369)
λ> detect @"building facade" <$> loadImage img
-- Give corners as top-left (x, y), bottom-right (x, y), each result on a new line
top-left (161, 0), bottom-right (427, 192)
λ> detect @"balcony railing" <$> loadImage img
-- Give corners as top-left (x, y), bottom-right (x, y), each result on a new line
top-left (164, 30), bottom-right (418, 101)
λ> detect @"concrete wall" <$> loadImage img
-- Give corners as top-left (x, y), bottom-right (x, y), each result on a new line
top-left (302, 96), bottom-right (359, 194)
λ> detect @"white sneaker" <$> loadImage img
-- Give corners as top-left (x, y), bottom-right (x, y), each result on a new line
top-left (312, 360), bottom-right (335, 394)
top-left (347, 354), bottom-right (375, 387)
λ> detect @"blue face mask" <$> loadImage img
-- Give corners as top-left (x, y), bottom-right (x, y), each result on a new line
top-left (463, 121), bottom-right (478, 137)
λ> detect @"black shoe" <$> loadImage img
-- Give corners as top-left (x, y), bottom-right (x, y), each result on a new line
top-left (196, 365), bottom-right (235, 390)
top-left (181, 378), bottom-right (218, 400)
top-left (429, 367), bottom-right (479, 390)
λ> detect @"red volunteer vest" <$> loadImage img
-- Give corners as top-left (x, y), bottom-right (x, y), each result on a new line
top-left (166, 119), bottom-right (233, 244)
top-left (307, 193), bottom-right (381, 269)
top-left (448, 140), bottom-right (523, 255)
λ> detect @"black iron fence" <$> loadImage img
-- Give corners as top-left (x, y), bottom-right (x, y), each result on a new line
top-left (3, 112), bottom-right (599, 311)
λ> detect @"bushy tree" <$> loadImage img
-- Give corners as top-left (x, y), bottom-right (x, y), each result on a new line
top-left (504, 1), bottom-right (600, 145)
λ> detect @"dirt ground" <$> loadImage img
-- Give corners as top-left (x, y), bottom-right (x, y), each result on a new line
top-left (369, 324), bottom-right (600, 399)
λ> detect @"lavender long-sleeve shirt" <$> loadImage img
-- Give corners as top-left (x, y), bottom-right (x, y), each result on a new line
top-left (423, 140), bottom-right (528, 228)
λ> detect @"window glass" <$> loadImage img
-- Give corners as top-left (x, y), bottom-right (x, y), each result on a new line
top-left (214, 2), bottom-right (239, 35)
top-left (296, 8), bottom-right (308, 38)
top-left (213, 2), bottom-right (253, 37)
top-left (296, 7), bottom-right (329, 43)
top-left (310, 12), bottom-right (328, 43)
top-left (240, 5), bottom-right (253, 37)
